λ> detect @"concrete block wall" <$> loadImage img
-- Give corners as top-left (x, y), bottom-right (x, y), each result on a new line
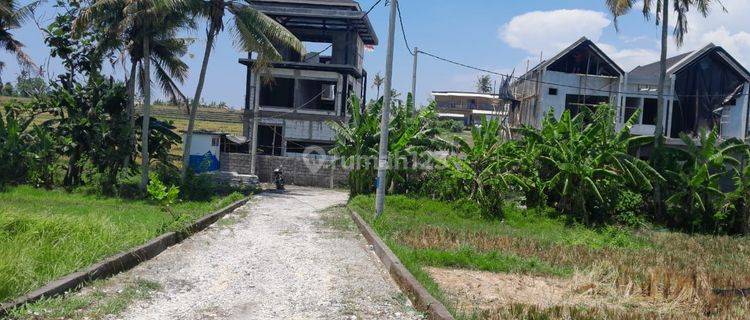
top-left (220, 153), bottom-right (349, 188)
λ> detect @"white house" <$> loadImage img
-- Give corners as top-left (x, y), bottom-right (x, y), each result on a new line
top-left (619, 44), bottom-right (750, 144)
top-left (509, 37), bottom-right (625, 129)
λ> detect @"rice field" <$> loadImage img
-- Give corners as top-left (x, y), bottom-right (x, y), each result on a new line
top-left (348, 195), bottom-right (750, 319)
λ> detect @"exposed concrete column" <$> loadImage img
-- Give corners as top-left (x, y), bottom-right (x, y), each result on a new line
top-left (666, 74), bottom-right (677, 138)
top-left (740, 84), bottom-right (749, 139)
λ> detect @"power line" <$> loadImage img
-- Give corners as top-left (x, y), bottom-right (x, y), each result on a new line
top-left (303, 0), bottom-right (384, 63)
top-left (396, 1), bottom-right (413, 56)
top-left (418, 49), bottom-right (747, 98)
top-left (393, 5), bottom-right (746, 99)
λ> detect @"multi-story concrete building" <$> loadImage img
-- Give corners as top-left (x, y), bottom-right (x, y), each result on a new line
top-left (239, 0), bottom-right (377, 157)
top-left (432, 91), bottom-right (503, 126)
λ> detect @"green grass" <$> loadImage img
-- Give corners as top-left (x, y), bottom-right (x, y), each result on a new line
top-left (7, 278), bottom-right (161, 319)
top-left (348, 195), bottom-right (750, 319)
top-left (0, 186), bottom-right (245, 303)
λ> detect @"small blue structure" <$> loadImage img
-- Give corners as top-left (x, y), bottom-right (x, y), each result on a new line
top-left (185, 131), bottom-right (223, 173)
top-left (189, 151), bottom-right (220, 173)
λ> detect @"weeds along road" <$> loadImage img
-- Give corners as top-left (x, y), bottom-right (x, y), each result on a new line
top-left (109, 187), bottom-right (421, 319)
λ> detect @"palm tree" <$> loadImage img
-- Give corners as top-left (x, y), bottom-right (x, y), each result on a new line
top-left (372, 72), bottom-right (384, 99)
top-left (605, 0), bottom-right (724, 211)
top-left (0, 0), bottom-right (38, 69)
top-left (167, 0), bottom-right (303, 181)
top-left (476, 74), bottom-right (492, 93)
top-left (77, 0), bottom-right (194, 189)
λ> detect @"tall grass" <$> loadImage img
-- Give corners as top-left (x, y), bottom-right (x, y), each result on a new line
top-left (0, 186), bottom-right (243, 302)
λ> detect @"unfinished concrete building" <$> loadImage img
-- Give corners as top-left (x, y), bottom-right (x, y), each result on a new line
top-left (620, 44), bottom-right (750, 143)
top-left (239, 0), bottom-right (378, 157)
top-left (509, 37), bottom-right (625, 129)
top-left (432, 91), bottom-right (504, 126)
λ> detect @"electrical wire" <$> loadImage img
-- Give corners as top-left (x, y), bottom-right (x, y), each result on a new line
top-left (418, 49), bottom-right (748, 98)
top-left (396, 1), bottom-right (414, 56)
top-left (303, 0), bottom-right (384, 63)
top-left (393, 3), bottom-right (747, 99)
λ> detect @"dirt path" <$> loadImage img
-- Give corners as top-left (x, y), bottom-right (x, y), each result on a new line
top-left (108, 187), bottom-right (421, 320)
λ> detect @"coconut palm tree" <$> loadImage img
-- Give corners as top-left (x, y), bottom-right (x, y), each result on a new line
top-left (605, 0), bottom-right (724, 211)
top-left (476, 74), bottom-right (492, 93)
top-left (0, 0), bottom-right (37, 69)
top-left (164, 0), bottom-right (303, 181)
top-left (372, 72), bottom-right (384, 99)
top-left (77, 0), bottom-right (194, 189)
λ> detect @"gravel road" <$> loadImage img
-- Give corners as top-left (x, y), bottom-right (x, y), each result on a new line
top-left (108, 187), bottom-right (421, 320)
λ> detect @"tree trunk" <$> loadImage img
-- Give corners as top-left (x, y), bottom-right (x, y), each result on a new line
top-left (140, 36), bottom-right (152, 190)
top-left (653, 3), bottom-right (670, 217)
top-left (181, 27), bottom-right (217, 181)
top-left (124, 61), bottom-right (138, 170)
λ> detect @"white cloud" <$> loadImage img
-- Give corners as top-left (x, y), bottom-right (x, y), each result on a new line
top-left (598, 44), bottom-right (659, 70)
top-left (499, 9), bottom-right (611, 55)
top-left (672, 0), bottom-right (750, 67)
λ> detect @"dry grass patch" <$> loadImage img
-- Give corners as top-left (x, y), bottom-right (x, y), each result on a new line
top-left (349, 195), bottom-right (750, 319)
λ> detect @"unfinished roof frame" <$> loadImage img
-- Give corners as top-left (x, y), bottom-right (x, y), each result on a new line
top-left (509, 37), bottom-right (625, 129)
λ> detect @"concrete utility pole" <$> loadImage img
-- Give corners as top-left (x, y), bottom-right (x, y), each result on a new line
top-left (250, 53), bottom-right (260, 175)
top-left (374, 0), bottom-right (398, 218)
top-left (140, 36), bottom-right (151, 190)
top-left (410, 46), bottom-right (418, 108)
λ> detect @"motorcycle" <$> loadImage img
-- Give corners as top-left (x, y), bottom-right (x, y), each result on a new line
top-left (273, 167), bottom-right (285, 190)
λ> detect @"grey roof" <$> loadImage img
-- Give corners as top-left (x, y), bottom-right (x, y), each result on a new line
top-left (627, 45), bottom-right (750, 83)
top-left (248, 0), bottom-right (378, 45)
top-left (628, 51), bottom-right (693, 80)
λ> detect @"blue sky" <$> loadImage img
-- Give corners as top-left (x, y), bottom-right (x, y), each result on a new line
top-left (2, 0), bottom-right (749, 107)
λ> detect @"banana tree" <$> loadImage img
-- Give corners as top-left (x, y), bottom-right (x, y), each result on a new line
top-left (519, 105), bottom-right (662, 224)
top-left (662, 127), bottom-right (746, 232)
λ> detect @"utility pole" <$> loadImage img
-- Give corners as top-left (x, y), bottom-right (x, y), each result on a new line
top-left (140, 36), bottom-right (151, 190)
top-left (374, 0), bottom-right (398, 219)
top-left (410, 46), bottom-right (418, 110)
top-left (250, 53), bottom-right (260, 175)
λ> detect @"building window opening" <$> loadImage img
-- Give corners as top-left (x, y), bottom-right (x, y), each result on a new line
top-left (257, 125), bottom-right (283, 156)
top-left (298, 79), bottom-right (337, 111)
top-left (564, 94), bottom-right (610, 120)
top-left (259, 77), bottom-right (295, 108)
top-left (624, 97), bottom-right (640, 123)
top-left (643, 98), bottom-right (658, 125)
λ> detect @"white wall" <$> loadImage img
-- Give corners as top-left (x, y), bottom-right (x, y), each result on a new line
top-left (721, 84), bottom-right (749, 139)
top-left (188, 134), bottom-right (221, 161)
top-left (538, 71), bottom-right (620, 121)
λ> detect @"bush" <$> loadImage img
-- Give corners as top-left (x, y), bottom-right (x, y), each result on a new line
top-left (117, 174), bottom-right (144, 199)
top-left (613, 190), bottom-right (648, 228)
top-left (436, 119), bottom-right (464, 133)
top-left (180, 170), bottom-right (217, 202)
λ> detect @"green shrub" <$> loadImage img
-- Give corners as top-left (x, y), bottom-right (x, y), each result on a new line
top-left (147, 174), bottom-right (180, 216)
top-left (180, 170), bottom-right (217, 202)
top-left (117, 174), bottom-right (144, 199)
top-left (613, 190), bottom-right (648, 228)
